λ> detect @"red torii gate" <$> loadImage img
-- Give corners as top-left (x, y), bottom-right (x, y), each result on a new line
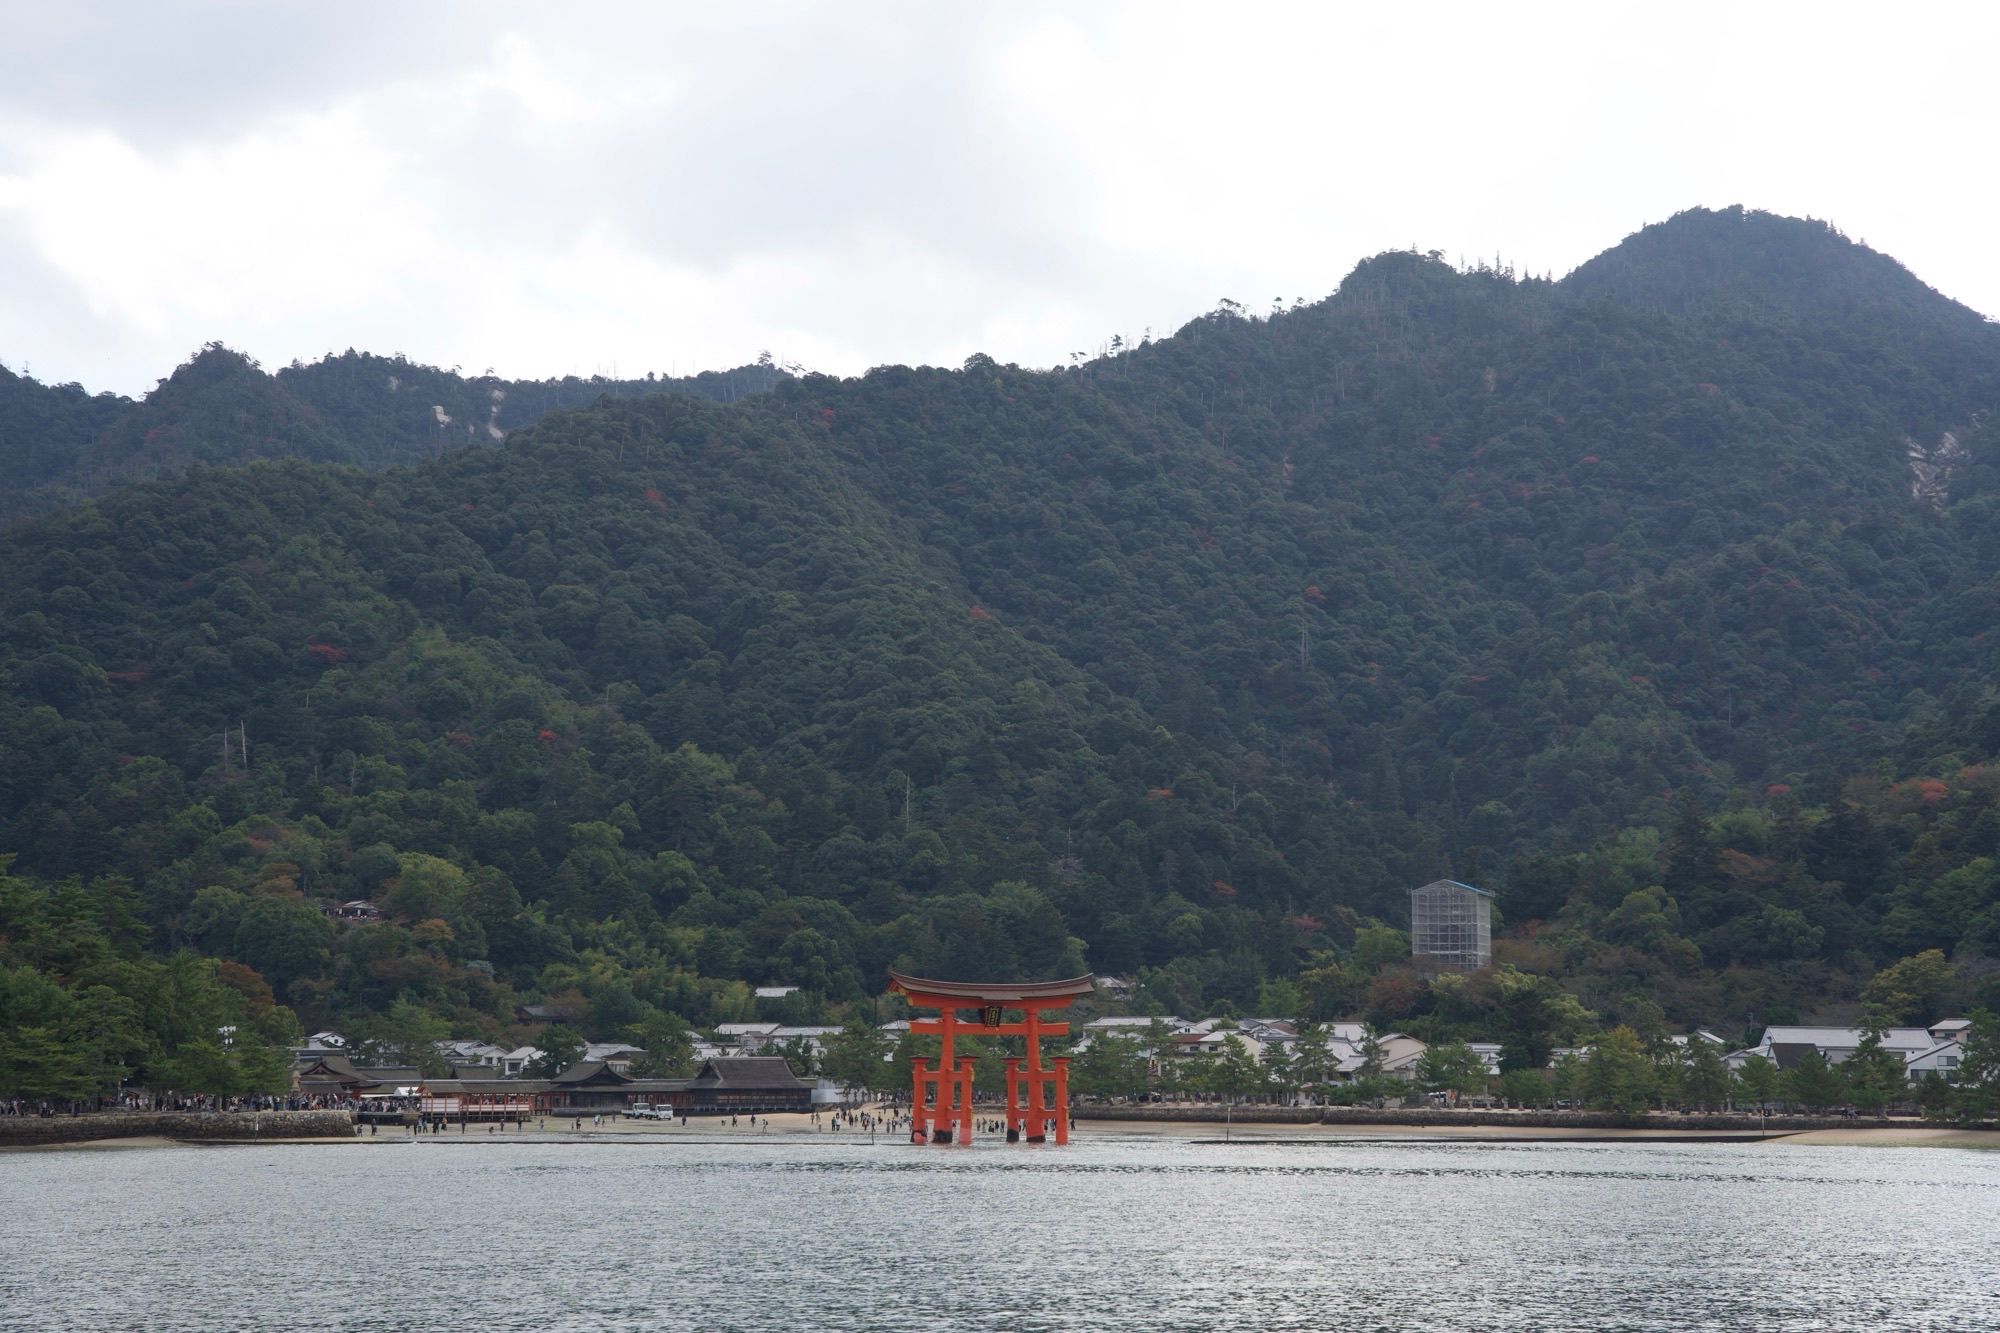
top-left (888, 970), bottom-right (1094, 1146)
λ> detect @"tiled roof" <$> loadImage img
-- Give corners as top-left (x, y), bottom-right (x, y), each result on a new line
top-left (551, 1060), bottom-right (631, 1086)
top-left (887, 970), bottom-right (1097, 1002)
top-left (689, 1057), bottom-right (810, 1090)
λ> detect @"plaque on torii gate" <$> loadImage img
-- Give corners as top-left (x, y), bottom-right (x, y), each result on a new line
top-left (888, 970), bottom-right (1095, 1146)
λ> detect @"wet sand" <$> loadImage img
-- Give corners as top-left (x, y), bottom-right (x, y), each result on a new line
top-left (1077, 1117), bottom-right (2000, 1148)
top-left (391, 1110), bottom-right (880, 1144)
top-left (1078, 1118), bottom-right (1775, 1143)
top-left (431, 1113), bottom-right (2000, 1150)
top-left (1774, 1126), bottom-right (2000, 1149)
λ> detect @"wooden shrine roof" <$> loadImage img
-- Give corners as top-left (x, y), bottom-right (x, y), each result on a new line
top-left (550, 1060), bottom-right (631, 1086)
top-left (687, 1057), bottom-right (810, 1090)
top-left (887, 971), bottom-right (1097, 1003)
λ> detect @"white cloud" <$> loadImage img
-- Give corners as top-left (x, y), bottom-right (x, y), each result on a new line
top-left (1, 2), bottom-right (1996, 398)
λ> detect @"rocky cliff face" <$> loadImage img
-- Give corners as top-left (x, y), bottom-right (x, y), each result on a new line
top-left (1907, 428), bottom-right (1969, 509)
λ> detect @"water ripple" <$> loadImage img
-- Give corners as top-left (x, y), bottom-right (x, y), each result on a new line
top-left (1, 1138), bottom-right (1995, 1331)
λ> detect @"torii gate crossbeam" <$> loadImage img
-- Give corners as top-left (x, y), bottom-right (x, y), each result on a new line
top-left (888, 970), bottom-right (1094, 1146)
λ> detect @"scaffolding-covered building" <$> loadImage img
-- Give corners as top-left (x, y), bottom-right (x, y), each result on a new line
top-left (1409, 879), bottom-right (1493, 971)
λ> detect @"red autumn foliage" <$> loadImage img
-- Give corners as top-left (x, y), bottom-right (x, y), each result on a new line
top-left (1579, 454), bottom-right (1601, 464)
top-left (1765, 783), bottom-right (1791, 796)
top-left (305, 641), bottom-right (348, 664)
top-left (1916, 778), bottom-right (1949, 803)
top-left (643, 486), bottom-right (667, 510)
top-left (1146, 787), bottom-right (1175, 800)
top-left (213, 961), bottom-right (276, 1009)
top-left (537, 728), bottom-right (557, 743)
top-left (1289, 914), bottom-right (1323, 934)
top-left (1303, 584), bottom-right (1325, 603)
top-left (445, 731), bottom-right (475, 748)
top-left (1211, 880), bottom-right (1236, 897)
top-left (969, 604), bottom-right (993, 621)
top-left (1366, 970), bottom-right (1428, 1021)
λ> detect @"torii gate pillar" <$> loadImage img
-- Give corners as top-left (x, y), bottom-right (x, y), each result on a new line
top-left (889, 970), bottom-right (1095, 1147)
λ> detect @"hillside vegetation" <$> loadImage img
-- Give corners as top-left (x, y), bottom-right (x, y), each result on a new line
top-left (5, 207), bottom-right (2000, 1085)
top-left (0, 348), bottom-right (785, 523)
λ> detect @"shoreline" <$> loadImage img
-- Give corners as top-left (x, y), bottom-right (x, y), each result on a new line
top-left (0, 1109), bottom-right (359, 1151)
top-left (10, 1109), bottom-right (1997, 1152)
top-left (1084, 1118), bottom-right (2000, 1149)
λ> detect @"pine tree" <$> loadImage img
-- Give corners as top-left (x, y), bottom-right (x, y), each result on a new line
top-left (1781, 1050), bottom-right (1846, 1113)
top-left (1950, 1010), bottom-right (1999, 1125)
top-left (1583, 1027), bottom-right (1656, 1114)
top-left (1842, 1024), bottom-right (1905, 1115)
top-left (1733, 1055), bottom-right (1779, 1110)
top-left (1682, 1039), bottom-right (1732, 1110)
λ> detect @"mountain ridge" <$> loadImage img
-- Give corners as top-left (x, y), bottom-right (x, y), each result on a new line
top-left (4, 206), bottom-right (2000, 1064)
top-left (0, 345), bottom-right (788, 523)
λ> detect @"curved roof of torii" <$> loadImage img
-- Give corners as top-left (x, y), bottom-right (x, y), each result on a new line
top-left (887, 970), bottom-right (1097, 1003)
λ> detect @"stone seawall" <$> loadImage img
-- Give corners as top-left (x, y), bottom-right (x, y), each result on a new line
top-left (1081, 1106), bottom-right (1919, 1133)
top-left (0, 1109), bottom-right (357, 1148)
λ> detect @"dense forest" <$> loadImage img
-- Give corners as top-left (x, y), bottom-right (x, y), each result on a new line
top-left (5, 206), bottom-right (2000, 1083)
top-left (0, 348), bottom-right (787, 524)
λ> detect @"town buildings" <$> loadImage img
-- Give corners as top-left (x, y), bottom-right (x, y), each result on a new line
top-left (1724, 1020), bottom-right (1975, 1081)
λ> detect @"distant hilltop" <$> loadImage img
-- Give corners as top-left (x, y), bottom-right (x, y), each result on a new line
top-left (0, 346), bottom-right (789, 524)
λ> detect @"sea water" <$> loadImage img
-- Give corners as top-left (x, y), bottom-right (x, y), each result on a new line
top-left (2, 1135), bottom-right (1995, 1330)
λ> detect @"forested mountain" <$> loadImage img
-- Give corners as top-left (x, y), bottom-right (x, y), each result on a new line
top-left (5, 206), bottom-right (2000, 1075)
top-left (0, 347), bottom-right (786, 523)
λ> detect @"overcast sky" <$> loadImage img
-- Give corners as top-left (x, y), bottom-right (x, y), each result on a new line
top-left (2, 2), bottom-right (1995, 397)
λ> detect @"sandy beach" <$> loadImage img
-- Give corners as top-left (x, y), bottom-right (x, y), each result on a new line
top-left (1072, 1116), bottom-right (2000, 1148)
top-left (368, 1112), bottom-right (2000, 1150)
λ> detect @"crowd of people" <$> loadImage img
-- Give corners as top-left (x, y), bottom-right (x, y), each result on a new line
top-left (812, 1104), bottom-right (1066, 1141)
top-left (813, 1108), bottom-right (890, 1133)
